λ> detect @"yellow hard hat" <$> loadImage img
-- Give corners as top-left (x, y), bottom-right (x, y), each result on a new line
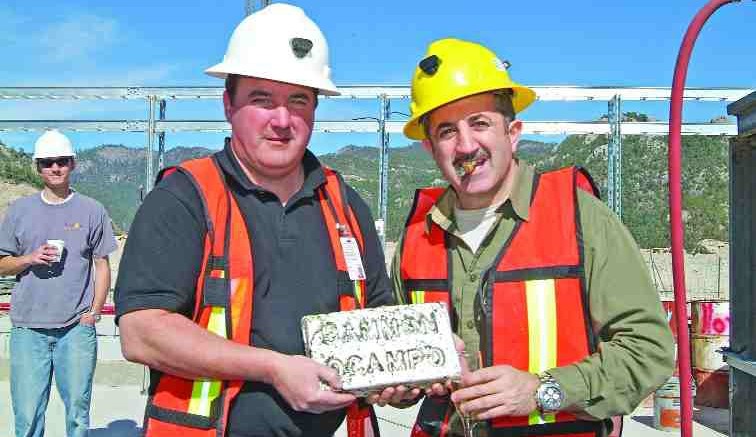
top-left (403, 38), bottom-right (537, 140)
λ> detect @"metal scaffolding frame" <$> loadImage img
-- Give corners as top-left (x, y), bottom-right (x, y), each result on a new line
top-left (1, 85), bottom-right (751, 101)
top-left (157, 100), bottom-right (167, 172)
top-left (146, 96), bottom-right (156, 191)
top-left (0, 119), bottom-right (741, 135)
top-left (0, 85), bottom-right (752, 230)
top-left (608, 95), bottom-right (622, 217)
top-left (0, 119), bottom-right (737, 134)
top-left (377, 96), bottom-right (390, 244)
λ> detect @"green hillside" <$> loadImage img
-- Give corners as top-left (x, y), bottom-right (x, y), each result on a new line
top-left (0, 128), bottom-right (730, 249)
top-left (526, 134), bottom-right (729, 250)
top-left (0, 141), bottom-right (43, 188)
top-left (322, 135), bottom-right (729, 248)
top-left (71, 145), bottom-right (213, 232)
top-left (318, 143), bottom-right (444, 241)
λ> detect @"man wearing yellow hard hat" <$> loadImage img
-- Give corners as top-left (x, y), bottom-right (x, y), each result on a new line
top-left (390, 38), bottom-right (675, 436)
top-left (115, 4), bottom-right (393, 437)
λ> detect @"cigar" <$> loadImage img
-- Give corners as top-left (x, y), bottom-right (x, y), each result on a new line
top-left (455, 160), bottom-right (479, 178)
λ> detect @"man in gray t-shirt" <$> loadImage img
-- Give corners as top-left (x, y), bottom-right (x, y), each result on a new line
top-left (0, 130), bottom-right (117, 437)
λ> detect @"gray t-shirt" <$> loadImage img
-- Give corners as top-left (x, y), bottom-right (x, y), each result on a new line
top-left (0, 192), bottom-right (117, 328)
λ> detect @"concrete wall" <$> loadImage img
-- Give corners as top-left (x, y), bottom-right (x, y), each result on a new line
top-left (385, 241), bottom-right (730, 301)
top-left (642, 247), bottom-right (729, 301)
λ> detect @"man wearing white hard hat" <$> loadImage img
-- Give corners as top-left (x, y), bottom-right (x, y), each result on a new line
top-left (0, 129), bottom-right (117, 437)
top-left (115, 4), bottom-right (392, 437)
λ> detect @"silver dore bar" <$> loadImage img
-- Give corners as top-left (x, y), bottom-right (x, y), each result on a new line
top-left (302, 303), bottom-right (461, 396)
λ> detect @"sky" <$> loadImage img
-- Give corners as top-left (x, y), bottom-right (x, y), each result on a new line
top-left (0, 0), bottom-right (753, 155)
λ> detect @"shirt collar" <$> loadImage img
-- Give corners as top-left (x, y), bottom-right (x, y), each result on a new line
top-left (424, 160), bottom-right (536, 234)
top-left (216, 139), bottom-right (326, 197)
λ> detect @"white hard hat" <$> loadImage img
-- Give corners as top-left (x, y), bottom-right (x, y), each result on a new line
top-left (33, 129), bottom-right (75, 159)
top-left (205, 3), bottom-right (339, 96)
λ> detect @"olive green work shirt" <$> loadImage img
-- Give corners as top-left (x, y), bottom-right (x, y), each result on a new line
top-left (392, 161), bottom-right (675, 419)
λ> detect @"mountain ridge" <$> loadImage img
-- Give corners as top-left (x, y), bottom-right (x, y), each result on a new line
top-left (0, 131), bottom-right (728, 249)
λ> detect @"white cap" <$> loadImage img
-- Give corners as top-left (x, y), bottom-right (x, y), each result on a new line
top-left (33, 129), bottom-right (75, 159)
top-left (205, 3), bottom-right (339, 96)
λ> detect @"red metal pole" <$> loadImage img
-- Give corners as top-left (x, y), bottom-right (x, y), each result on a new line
top-left (668, 1), bottom-right (740, 436)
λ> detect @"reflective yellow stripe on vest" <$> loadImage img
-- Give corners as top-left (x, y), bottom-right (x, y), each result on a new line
top-left (526, 279), bottom-right (557, 425)
top-left (188, 306), bottom-right (227, 417)
top-left (411, 290), bottom-right (425, 304)
top-left (353, 281), bottom-right (364, 308)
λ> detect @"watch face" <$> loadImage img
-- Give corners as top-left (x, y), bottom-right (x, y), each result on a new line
top-left (538, 382), bottom-right (564, 412)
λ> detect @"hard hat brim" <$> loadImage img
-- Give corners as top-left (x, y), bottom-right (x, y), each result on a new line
top-left (205, 62), bottom-right (340, 96)
top-left (403, 85), bottom-right (537, 140)
top-left (32, 152), bottom-right (76, 159)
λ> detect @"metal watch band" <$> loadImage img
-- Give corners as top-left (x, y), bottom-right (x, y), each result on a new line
top-left (538, 371), bottom-right (556, 385)
top-left (535, 371), bottom-right (565, 414)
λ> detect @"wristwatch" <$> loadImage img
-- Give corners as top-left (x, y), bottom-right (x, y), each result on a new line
top-left (535, 372), bottom-right (565, 414)
top-left (87, 312), bottom-right (102, 323)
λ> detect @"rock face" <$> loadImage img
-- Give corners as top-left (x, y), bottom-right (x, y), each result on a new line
top-left (695, 239), bottom-right (728, 255)
top-left (0, 181), bottom-right (38, 222)
top-left (640, 245), bottom-right (729, 301)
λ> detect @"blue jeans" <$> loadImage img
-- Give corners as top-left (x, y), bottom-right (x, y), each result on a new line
top-left (10, 323), bottom-right (97, 437)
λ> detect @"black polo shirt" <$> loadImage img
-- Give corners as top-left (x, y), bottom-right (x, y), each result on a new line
top-left (115, 144), bottom-right (393, 437)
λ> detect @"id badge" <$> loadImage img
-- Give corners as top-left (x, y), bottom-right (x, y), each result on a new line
top-left (340, 237), bottom-right (366, 281)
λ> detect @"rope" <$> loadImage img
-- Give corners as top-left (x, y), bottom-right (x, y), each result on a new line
top-left (376, 415), bottom-right (413, 430)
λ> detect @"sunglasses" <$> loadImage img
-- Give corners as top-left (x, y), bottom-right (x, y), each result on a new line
top-left (37, 157), bottom-right (72, 168)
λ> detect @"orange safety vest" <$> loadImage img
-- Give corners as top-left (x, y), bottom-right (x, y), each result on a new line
top-left (142, 155), bottom-right (379, 437)
top-left (400, 167), bottom-right (619, 437)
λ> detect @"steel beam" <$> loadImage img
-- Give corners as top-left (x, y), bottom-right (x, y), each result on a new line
top-left (0, 86), bottom-right (751, 102)
top-left (377, 95), bottom-right (390, 245)
top-left (387, 121), bottom-right (737, 136)
top-left (724, 352), bottom-right (756, 378)
top-left (0, 120), bottom-right (738, 136)
top-left (145, 96), bottom-right (156, 192)
top-left (531, 86), bottom-right (752, 102)
top-left (0, 87), bottom-right (221, 100)
top-left (157, 100), bottom-right (167, 171)
top-left (607, 95), bottom-right (622, 216)
top-left (0, 120), bottom-right (148, 131)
